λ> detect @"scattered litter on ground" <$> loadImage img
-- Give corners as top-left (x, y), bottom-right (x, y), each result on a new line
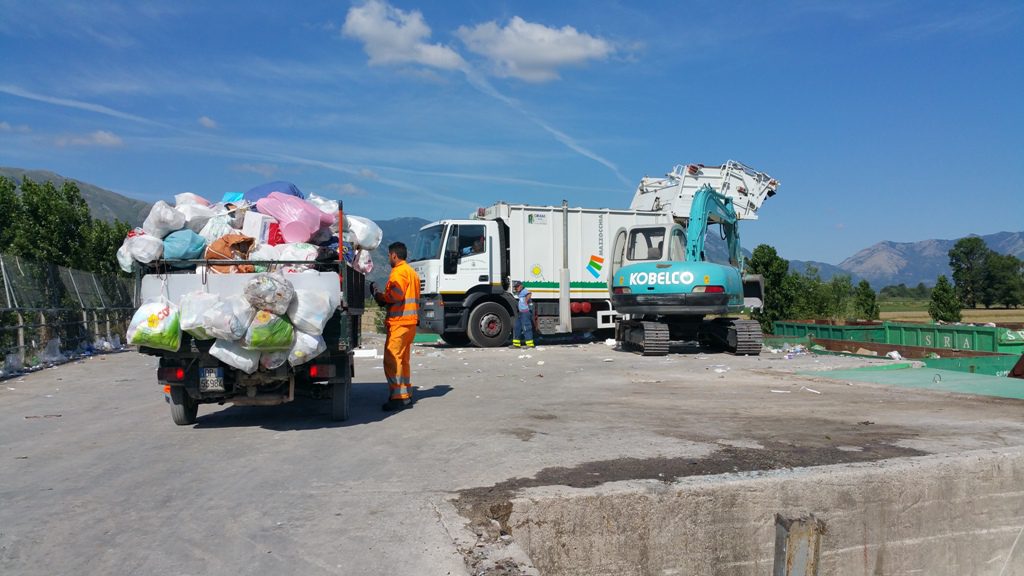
top-left (800, 386), bottom-right (821, 395)
top-left (602, 358), bottom-right (614, 362)
top-left (708, 365), bottom-right (730, 373)
top-left (353, 349), bottom-right (377, 358)
top-left (770, 389), bottom-right (791, 393)
top-left (517, 355), bottom-right (532, 359)
top-left (604, 339), bottom-right (616, 347)
top-left (855, 348), bottom-right (878, 356)
top-left (885, 351), bottom-right (903, 360)
top-left (536, 361), bottom-right (545, 366)
top-left (24, 414), bottom-right (62, 419)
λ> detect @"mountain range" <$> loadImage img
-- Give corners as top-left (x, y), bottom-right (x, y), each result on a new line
top-left (2, 167), bottom-right (1021, 289)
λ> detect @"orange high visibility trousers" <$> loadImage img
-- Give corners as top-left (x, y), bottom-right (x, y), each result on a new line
top-left (384, 324), bottom-right (416, 401)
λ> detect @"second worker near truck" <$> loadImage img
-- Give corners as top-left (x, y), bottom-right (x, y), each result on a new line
top-left (372, 242), bottom-right (421, 411)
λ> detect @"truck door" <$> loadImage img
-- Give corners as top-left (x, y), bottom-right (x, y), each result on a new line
top-left (441, 223), bottom-right (491, 291)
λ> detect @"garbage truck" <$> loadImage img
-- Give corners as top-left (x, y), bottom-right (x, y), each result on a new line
top-left (130, 204), bottom-right (366, 425)
top-left (408, 203), bottom-right (672, 347)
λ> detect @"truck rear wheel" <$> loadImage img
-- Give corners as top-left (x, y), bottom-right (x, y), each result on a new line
top-left (467, 302), bottom-right (511, 348)
top-left (169, 386), bottom-right (198, 426)
top-left (331, 380), bottom-right (351, 421)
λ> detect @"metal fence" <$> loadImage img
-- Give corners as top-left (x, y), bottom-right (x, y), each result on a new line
top-left (0, 252), bottom-right (135, 374)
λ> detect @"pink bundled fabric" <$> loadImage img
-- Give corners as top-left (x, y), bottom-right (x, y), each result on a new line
top-left (255, 192), bottom-right (332, 243)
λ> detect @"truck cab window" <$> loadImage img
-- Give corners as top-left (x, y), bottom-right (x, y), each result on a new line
top-left (668, 227), bottom-right (686, 261)
top-left (627, 227), bottom-right (666, 261)
top-left (458, 225), bottom-right (487, 257)
top-left (409, 224), bottom-right (445, 263)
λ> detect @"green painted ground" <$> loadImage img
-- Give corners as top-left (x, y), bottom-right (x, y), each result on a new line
top-left (804, 365), bottom-right (1024, 400)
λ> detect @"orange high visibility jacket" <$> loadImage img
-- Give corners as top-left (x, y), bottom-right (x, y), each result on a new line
top-left (382, 260), bottom-right (420, 327)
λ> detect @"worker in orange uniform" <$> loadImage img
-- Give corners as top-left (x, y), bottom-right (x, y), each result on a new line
top-left (372, 242), bottom-right (421, 411)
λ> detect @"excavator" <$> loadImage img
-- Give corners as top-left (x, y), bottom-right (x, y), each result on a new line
top-left (608, 161), bottom-right (778, 355)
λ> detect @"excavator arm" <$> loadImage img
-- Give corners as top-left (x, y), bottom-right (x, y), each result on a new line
top-left (685, 184), bottom-right (741, 266)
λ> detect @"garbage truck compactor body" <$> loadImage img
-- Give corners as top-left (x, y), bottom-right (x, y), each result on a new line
top-left (135, 247), bottom-right (365, 426)
top-left (609, 161), bottom-right (779, 356)
top-left (408, 203), bottom-right (673, 347)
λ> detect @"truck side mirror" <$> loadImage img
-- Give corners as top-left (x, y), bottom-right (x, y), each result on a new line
top-left (444, 251), bottom-right (458, 274)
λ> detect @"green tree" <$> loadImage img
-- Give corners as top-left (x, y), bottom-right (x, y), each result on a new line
top-left (982, 253), bottom-right (1023, 309)
top-left (854, 279), bottom-right (880, 320)
top-left (825, 274), bottom-right (853, 321)
top-left (745, 244), bottom-right (792, 333)
top-left (948, 237), bottom-right (991, 309)
top-left (788, 265), bottom-right (829, 319)
top-left (0, 176), bottom-right (20, 249)
top-left (928, 275), bottom-right (961, 322)
top-left (9, 178), bottom-right (92, 267)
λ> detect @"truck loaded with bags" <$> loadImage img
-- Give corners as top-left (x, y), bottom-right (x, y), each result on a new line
top-left (120, 182), bottom-right (377, 425)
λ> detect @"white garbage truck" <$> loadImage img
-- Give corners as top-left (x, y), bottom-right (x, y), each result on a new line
top-left (408, 202), bottom-right (672, 347)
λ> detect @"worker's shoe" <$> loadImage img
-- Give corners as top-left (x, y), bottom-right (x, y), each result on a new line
top-left (511, 339), bottom-right (522, 347)
top-left (525, 340), bottom-right (535, 347)
top-left (381, 399), bottom-right (413, 412)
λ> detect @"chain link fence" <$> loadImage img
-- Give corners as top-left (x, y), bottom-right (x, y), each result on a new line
top-left (1, 252), bottom-right (135, 377)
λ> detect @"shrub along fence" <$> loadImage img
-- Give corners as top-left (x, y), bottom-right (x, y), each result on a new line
top-left (0, 252), bottom-right (134, 376)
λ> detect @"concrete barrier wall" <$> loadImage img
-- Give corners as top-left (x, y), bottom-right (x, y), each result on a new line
top-left (509, 448), bottom-right (1024, 576)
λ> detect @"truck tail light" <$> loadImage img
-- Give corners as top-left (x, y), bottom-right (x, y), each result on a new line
top-left (309, 364), bottom-right (336, 379)
top-left (612, 287), bottom-right (632, 295)
top-left (693, 285), bottom-right (725, 293)
top-left (158, 367), bottom-right (186, 382)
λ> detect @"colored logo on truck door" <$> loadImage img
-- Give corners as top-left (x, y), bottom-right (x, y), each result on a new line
top-left (586, 255), bottom-right (604, 278)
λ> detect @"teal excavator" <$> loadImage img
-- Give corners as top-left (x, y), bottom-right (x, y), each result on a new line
top-left (608, 161), bottom-right (778, 355)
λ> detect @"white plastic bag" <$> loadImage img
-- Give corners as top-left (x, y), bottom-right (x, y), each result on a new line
top-left (249, 244), bottom-right (281, 273)
top-left (288, 289), bottom-right (339, 334)
top-left (116, 244), bottom-right (134, 273)
top-left (307, 193), bottom-right (339, 232)
top-left (260, 350), bottom-right (289, 370)
top-left (142, 201), bottom-right (186, 238)
top-left (199, 215), bottom-right (234, 243)
top-left (127, 299), bottom-right (181, 351)
top-left (124, 228), bottom-right (163, 264)
top-left (342, 215), bottom-right (383, 250)
top-left (179, 291), bottom-right (220, 340)
top-left (202, 296), bottom-right (255, 341)
top-left (210, 339), bottom-right (260, 374)
top-left (288, 331), bottom-right (326, 366)
top-left (244, 273), bottom-right (295, 316)
top-left (178, 203), bottom-right (217, 234)
top-left (174, 192), bottom-right (211, 207)
top-left (352, 249), bottom-right (374, 274)
top-left (277, 243), bottom-right (318, 273)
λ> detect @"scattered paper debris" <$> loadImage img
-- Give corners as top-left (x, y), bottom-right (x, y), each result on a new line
top-left (770, 389), bottom-right (791, 394)
top-left (604, 338), bottom-right (617, 347)
top-left (353, 349), bottom-right (377, 358)
top-left (800, 386), bottom-right (821, 395)
top-left (537, 361), bottom-right (545, 366)
top-left (25, 414), bottom-right (62, 419)
top-left (602, 358), bottom-right (614, 362)
top-left (885, 351), bottom-right (903, 360)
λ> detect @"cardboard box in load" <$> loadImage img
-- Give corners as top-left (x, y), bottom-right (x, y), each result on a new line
top-left (243, 212), bottom-right (277, 244)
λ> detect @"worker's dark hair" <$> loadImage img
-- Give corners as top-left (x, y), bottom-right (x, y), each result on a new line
top-left (388, 242), bottom-right (407, 260)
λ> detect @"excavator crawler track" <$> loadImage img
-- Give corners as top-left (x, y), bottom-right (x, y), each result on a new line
top-left (619, 320), bottom-right (670, 356)
top-left (727, 319), bottom-right (763, 356)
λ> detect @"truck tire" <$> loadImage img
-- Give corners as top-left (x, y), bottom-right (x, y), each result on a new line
top-left (467, 302), bottom-right (511, 348)
top-left (169, 386), bottom-right (198, 426)
top-left (439, 332), bottom-right (471, 347)
top-left (331, 380), bottom-right (351, 421)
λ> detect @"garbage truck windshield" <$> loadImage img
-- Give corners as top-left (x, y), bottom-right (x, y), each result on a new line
top-left (409, 224), bottom-right (445, 262)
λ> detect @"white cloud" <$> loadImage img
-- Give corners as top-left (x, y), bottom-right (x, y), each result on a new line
top-left (325, 182), bottom-right (367, 196)
top-left (456, 17), bottom-right (614, 82)
top-left (342, 0), bottom-right (465, 70)
top-left (198, 116), bottom-right (218, 129)
top-left (0, 121), bottom-right (31, 133)
top-left (56, 130), bottom-right (124, 147)
top-left (358, 168), bottom-right (379, 180)
top-left (231, 163), bottom-right (278, 179)
top-left (0, 84), bottom-right (168, 127)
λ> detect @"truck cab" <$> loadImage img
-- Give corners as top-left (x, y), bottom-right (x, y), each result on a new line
top-left (408, 219), bottom-right (514, 347)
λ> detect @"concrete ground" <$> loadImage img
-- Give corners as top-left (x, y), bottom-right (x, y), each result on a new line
top-left (2, 337), bottom-right (1024, 575)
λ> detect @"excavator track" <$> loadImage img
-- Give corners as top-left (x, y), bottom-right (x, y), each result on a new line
top-left (618, 320), bottom-right (670, 356)
top-left (726, 319), bottom-right (763, 356)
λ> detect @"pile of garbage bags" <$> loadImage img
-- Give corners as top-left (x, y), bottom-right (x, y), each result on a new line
top-left (123, 181), bottom-right (377, 374)
top-left (127, 272), bottom-right (340, 373)
top-left (117, 180), bottom-right (382, 276)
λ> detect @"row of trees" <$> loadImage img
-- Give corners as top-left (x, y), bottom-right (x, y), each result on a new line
top-left (0, 176), bottom-right (130, 277)
top-left (745, 245), bottom-right (880, 333)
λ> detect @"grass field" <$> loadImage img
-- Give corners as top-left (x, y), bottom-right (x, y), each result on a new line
top-left (878, 299), bottom-right (1024, 324)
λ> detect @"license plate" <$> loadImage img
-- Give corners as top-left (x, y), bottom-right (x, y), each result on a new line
top-left (199, 367), bottom-right (225, 392)
top-left (425, 310), bottom-right (435, 318)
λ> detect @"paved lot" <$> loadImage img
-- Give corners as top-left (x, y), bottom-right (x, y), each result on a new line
top-left (3, 338), bottom-right (1024, 575)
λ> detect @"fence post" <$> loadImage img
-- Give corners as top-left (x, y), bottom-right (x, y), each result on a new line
top-left (38, 311), bottom-right (47, 354)
top-left (16, 311), bottom-right (25, 366)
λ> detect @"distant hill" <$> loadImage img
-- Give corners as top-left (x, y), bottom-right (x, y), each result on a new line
top-left (365, 217), bottom-right (431, 288)
top-left (0, 167), bottom-right (151, 226)
top-left (787, 260), bottom-right (863, 284)
top-left (836, 232), bottom-right (1024, 288)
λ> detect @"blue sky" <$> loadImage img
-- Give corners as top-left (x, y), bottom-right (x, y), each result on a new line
top-left (1, 1), bottom-right (1021, 264)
